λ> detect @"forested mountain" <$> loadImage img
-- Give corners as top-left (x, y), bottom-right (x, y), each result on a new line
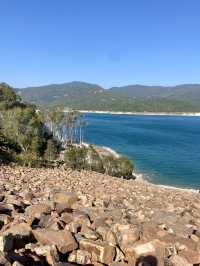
top-left (110, 84), bottom-right (200, 104)
top-left (16, 82), bottom-right (200, 112)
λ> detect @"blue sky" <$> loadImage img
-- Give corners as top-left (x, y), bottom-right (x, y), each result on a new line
top-left (0, 0), bottom-right (200, 88)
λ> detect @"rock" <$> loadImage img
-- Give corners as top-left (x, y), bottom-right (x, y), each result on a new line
top-left (0, 234), bottom-right (13, 252)
top-left (39, 214), bottom-right (60, 230)
top-left (115, 246), bottom-right (125, 262)
top-left (52, 191), bottom-right (79, 207)
top-left (80, 224), bottom-right (99, 240)
top-left (110, 263), bottom-right (129, 266)
top-left (0, 203), bottom-right (14, 215)
top-left (1, 165), bottom-right (200, 265)
top-left (12, 262), bottom-right (24, 266)
top-left (125, 241), bottom-right (156, 259)
top-left (25, 243), bottom-right (60, 265)
top-left (170, 255), bottom-right (192, 266)
top-left (55, 203), bottom-right (73, 215)
top-left (60, 212), bottom-right (74, 224)
top-left (105, 230), bottom-right (117, 246)
top-left (0, 214), bottom-right (12, 227)
top-left (114, 225), bottom-right (140, 252)
top-left (68, 250), bottom-right (92, 265)
top-left (190, 234), bottom-right (199, 242)
top-left (25, 204), bottom-right (52, 225)
top-left (180, 248), bottom-right (200, 264)
top-left (79, 238), bottom-right (116, 264)
top-left (0, 250), bottom-right (11, 265)
top-left (0, 223), bottom-right (33, 251)
top-left (3, 223), bottom-right (32, 237)
top-left (33, 229), bottom-right (78, 254)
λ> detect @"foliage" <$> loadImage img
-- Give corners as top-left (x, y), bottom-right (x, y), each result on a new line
top-left (103, 156), bottom-right (133, 178)
top-left (86, 145), bottom-right (104, 173)
top-left (43, 107), bottom-right (86, 147)
top-left (64, 145), bottom-right (133, 178)
top-left (0, 83), bottom-right (59, 166)
top-left (44, 139), bottom-right (58, 161)
top-left (17, 81), bottom-right (200, 112)
top-left (0, 131), bottom-right (21, 163)
top-left (0, 83), bottom-right (134, 178)
top-left (0, 83), bottom-right (21, 110)
top-left (64, 146), bottom-right (88, 170)
top-left (0, 106), bottom-right (45, 153)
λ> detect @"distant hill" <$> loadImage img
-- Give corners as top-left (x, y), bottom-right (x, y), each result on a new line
top-left (16, 82), bottom-right (200, 112)
top-left (110, 84), bottom-right (200, 104)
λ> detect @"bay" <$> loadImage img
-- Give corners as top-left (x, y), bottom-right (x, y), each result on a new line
top-left (85, 113), bottom-right (200, 188)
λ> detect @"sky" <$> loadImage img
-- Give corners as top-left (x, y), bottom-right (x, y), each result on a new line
top-left (0, 0), bottom-right (200, 88)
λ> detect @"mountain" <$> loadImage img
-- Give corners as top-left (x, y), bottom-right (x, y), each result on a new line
top-left (16, 82), bottom-right (200, 112)
top-left (110, 84), bottom-right (200, 104)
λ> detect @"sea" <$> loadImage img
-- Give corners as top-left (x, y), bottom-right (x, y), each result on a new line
top-left (84, 113), bottom-right (200, 189)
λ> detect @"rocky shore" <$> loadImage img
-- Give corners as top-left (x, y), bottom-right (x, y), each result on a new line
top-left (0, 165), bottom-right (200, 265)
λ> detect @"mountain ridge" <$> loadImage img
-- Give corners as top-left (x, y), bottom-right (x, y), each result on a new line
top-left (16, 81), bottom-right (200, 112)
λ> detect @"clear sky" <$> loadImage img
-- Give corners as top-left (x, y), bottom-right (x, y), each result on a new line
top-left (0, 0), bottom-right (200, 88)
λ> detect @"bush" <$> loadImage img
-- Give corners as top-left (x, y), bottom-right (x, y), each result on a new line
top-left (103, 156), bottom-right (133, 178)
top-left (64, 145), bottom-right (133, 178)
top-left (86, 145), bottom-right (104, 173)
top-left (64, 146), bottom-right (88, 170)
top-left (44, 139), bottom-right (59, 161)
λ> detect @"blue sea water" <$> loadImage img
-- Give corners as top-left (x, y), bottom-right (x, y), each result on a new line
top-left (84, 113), bottom-right (200, 188)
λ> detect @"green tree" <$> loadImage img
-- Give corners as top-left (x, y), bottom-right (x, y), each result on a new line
top-left (64, 146), bottom-right (88, 170)
top-left (44, 139), bottom-right (58, 161)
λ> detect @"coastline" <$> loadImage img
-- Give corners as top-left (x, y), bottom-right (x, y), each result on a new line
top-left (79, 110), bottom-right (200, 117)
top-left (133, 170), bottom-right (199, 194)
top-left (93, 144), bottom-right (199, 193)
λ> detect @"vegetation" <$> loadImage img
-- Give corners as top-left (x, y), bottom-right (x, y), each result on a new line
top-left (64, 145), bottom-right (133, 178)
top-left (1, 82), bottom-right (134, 178)
top-left (43, 107), bottom-right (85, 147)
top-left (16, 81), bottom-right (200, 112)
top-left (0, 83), bottom-right (58, 166)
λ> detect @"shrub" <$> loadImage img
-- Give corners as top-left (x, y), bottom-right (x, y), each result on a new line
top-left (44, 139), bottom-right (59, 161)
top-left (64, 146), bottom-right (88, 170)
top-left (103, 156), bottom-right (133, 178)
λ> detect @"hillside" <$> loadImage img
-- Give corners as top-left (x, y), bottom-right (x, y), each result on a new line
top-left (0, 165), bottom-right (199, 265)
top-left (16, 82), bottom-right (200, 112)
top-left (110, 84), bottom-right (200, 104)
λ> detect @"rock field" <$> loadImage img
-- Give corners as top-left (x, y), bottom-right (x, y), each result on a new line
top-left (0, 165), bottom-right (200, 265)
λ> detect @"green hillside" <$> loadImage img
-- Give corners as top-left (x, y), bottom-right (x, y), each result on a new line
top-left (16, 81), bottom-right (200, 112)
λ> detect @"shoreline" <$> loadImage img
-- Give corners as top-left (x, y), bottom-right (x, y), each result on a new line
top-left (79, 110), bottom-right (200, 117)
top-left (133, 170), bottom-right (199, 194)
top-left (93, 144), bottom-right (199, 193)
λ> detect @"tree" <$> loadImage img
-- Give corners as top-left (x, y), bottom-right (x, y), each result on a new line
top-left (0, 83), bottom-right (21, 110)
top-left (64, 146), bottom-right (88, 170)
top-left (43, 107), bottom-right (86, 147)
top-left (44, 139), bottom-right (58, 161)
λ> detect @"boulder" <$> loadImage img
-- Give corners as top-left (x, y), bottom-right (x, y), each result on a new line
top-left (170, 255), bottom-right (192, 266)
top-left (80, 224), bottom-right (99, 240)
top-left (33, 229), bottom-right (78, 254)
top-left (25, 204), bottom-right (52, 225)
top-left (52, 192), bottom-right (78, 207)
top-left (180, 248), bottom-right (200, 264)
top-left (0, 251), bottom-right (11, 266)
top-left (125, 241), bottom-right (156, 259)
top-left (0, 223), bottom-right (32, 251)
top-left (0, 234), bottom-right (13, 252)
top-left (79, 238), bottom-right (116, 264)
top-left (68, 250), bottom-right (92, 265)
top-left (25, 243), bottom-right (60, 265)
